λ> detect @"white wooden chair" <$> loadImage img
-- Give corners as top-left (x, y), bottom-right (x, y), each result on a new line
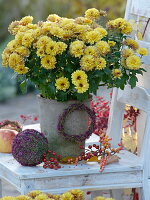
top-left (1, 1), bottom-right (150, 199)
top-left (0, 86), bottom-right (150, 200)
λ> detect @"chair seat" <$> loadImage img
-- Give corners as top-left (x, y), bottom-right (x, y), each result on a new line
top-left (0, 150), bottom-right (143, 194)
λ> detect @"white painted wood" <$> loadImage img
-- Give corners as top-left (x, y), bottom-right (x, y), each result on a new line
top-left (111, 189), bottom-right (123, 200)
top-left (107, 88), bottom-right (125, 148)
top-left (91, 191), bottom-right (104, 199)
top-left (0, 179), bottom-right (2, 198)
top-left (0, 149), bottom-right (143, 195)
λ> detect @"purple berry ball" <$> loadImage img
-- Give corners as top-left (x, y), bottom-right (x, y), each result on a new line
top-left (12, 129), bottom-right (48, 166)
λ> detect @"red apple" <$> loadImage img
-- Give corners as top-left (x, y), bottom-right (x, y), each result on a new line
top-left (0, 129), bottom-right (18, 153)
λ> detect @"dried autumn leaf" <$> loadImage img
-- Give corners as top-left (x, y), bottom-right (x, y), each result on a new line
top-left (60, 156), bottom-right (76, 164)
top-left (87, 156), bottom-right (99, 162)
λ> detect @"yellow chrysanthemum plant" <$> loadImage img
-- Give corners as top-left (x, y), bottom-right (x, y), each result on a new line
top-left (2, 8), bottom-right (148, 101)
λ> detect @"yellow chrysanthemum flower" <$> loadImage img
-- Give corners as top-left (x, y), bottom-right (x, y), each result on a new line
top-left (75, 80), bottom-right (89, 93)
top-left (18, 25), bottom-right (28, 33)
top-left (42, 22), bottom-right (51, 33)
top-left (106, 20), bottom-right (116, 29)
top-left (95, 57), bottom-right (106, 70)
top-left (75, 17), bottom-right (92, 25)
top-left (121, 22), bottom-right (133, 34)
top-left (37, 48), bottom-right (46, 57)
top-left (36, 36), bottom-right (51, 49)
top-left (114, 18), bottom-right (127, 29)
top-left (9, 53), bottom-right (23, 68)
top-left (96, 41), bottom-right (110, 55)
top-left (15, 32), bottom-right (24, 44)
top-left (86, 30), bottom-right (102, 44)
top-left (62, 30), bottom-right (74, 39)
top-left (59, 18), bottom-right (74, 27)
top-left (137, 48), bottom-right (148, 56)
top-left (22, 33), bottom-right (34, 47)
top-left (122, 48), bottom-right (134, 58)
top-left (126, 55), bottom-right (141, 70)
top-left (112, 69), bottom-right (122, 79)
top-left (20, 16), bottom-right (33, 25)
top-left (50, 25), bottom-right (65, 38)
top-left (16, 195), bottom-right (31, 200)
top-left (7, 40), bottom-right (20, 51)
top-left (41, 55), bottom-right (56, 69)
top-left (26, 24), bottom-right (38, 30)
top-left (94, 27), bottom-right (107, 37)
top-left (15, 46), bottom-right (30, 57)
top-left (124, 39), bottom-right (139, 50)
top-left (85, 8), bottom-right (100, 20)
top-left (93, 197), bottom-right (105, 200)
top-left (69, 189), bottom-right (84, 200)
top-left (35, 194), bottom-right (48, 200)
top-left (1, 197), bottom-right (16, 200)
top-left (70, 40), bottom-right (85, 58)
top-left (56, 42), bottom-right (67, 54)
top-left (80, 55), bottom-right (95, 71)
top-left (75, 24), bottom-right (91, 34)
top-left (55, 77), bottom-right (70, 91)
top-left (108, 41), bottom-right (116, 47)
top-left (61, 192), bottom-right (74, 200)
top-left (45, 41), bottom-right (58, 55)
top-left (33, 28), bottom-right (43, 38)
top-left (27, 191), bottom-right (43, 198)
top-left (106, 198), bottom-right (115, 200)
top-left (47, 14), bottom-right (61, 22)
top-left (84, 46), bottom-right (99, 57)
top-left (8, 20), bottom-right (20, 35)
top-left (2, 53), bottom-right (10, 67)
top-left (121, 58), bottom-right (127, 68)
top-left (15, 65), bottom-right (29, 74)
top-left (62, 22), bottom-right (76, 31)
top-left (71, 70), bottom-right (88, 85)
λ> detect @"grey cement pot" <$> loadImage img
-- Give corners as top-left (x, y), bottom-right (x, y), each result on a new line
top-left (37, 95), bottom-right (91, 158)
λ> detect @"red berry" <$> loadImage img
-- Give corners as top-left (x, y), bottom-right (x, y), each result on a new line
top-left (87, 191), bottom-right (91, 195)
top-left (93, 144), bottom-right (97, 147)
top-left (52, 152), bottom-right (56, 156)
top-left (50, 164), bottom-right (54, 169)
top-left (50, 157), bottom-right (55, 162)
top-left (96, 145), bottom-right (99, 149)
top-left (88, 145), bottom-right (92, 149)
top-left (80, 145), bottom-right (84, 149)
top-left (57, 155), bottom-right (62, 159)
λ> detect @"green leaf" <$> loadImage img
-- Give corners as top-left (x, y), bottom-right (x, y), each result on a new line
top-left (129, 76), bottom-right (138, 88)
top-left (48, 84), bottom-right (56, 99)
top-left (56, 91), bottom-right (68, 101)
top-left (76, 92), bottom-right (89, 102)
top-left (20, 80), bottom-right (27, 94)
top-left (104, 68), bottom-right (111, 75)
top-left (140, 68), bottom-right (147, 72)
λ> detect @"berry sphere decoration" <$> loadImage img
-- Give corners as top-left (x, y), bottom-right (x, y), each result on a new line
top-left (12, 129), bottom-right (48, 166)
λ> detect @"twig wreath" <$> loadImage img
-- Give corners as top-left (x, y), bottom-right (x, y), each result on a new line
top-left (57, 103), bottom-right (96, 142)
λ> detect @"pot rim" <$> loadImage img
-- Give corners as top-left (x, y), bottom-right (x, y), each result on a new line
top-left (37, 94), bottom-right (92, 104)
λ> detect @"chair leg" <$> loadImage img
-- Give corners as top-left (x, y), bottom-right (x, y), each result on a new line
top-left (0, 179), bottom-right (2, 197)
top-left (142, 179), bottom-right (150, 200)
